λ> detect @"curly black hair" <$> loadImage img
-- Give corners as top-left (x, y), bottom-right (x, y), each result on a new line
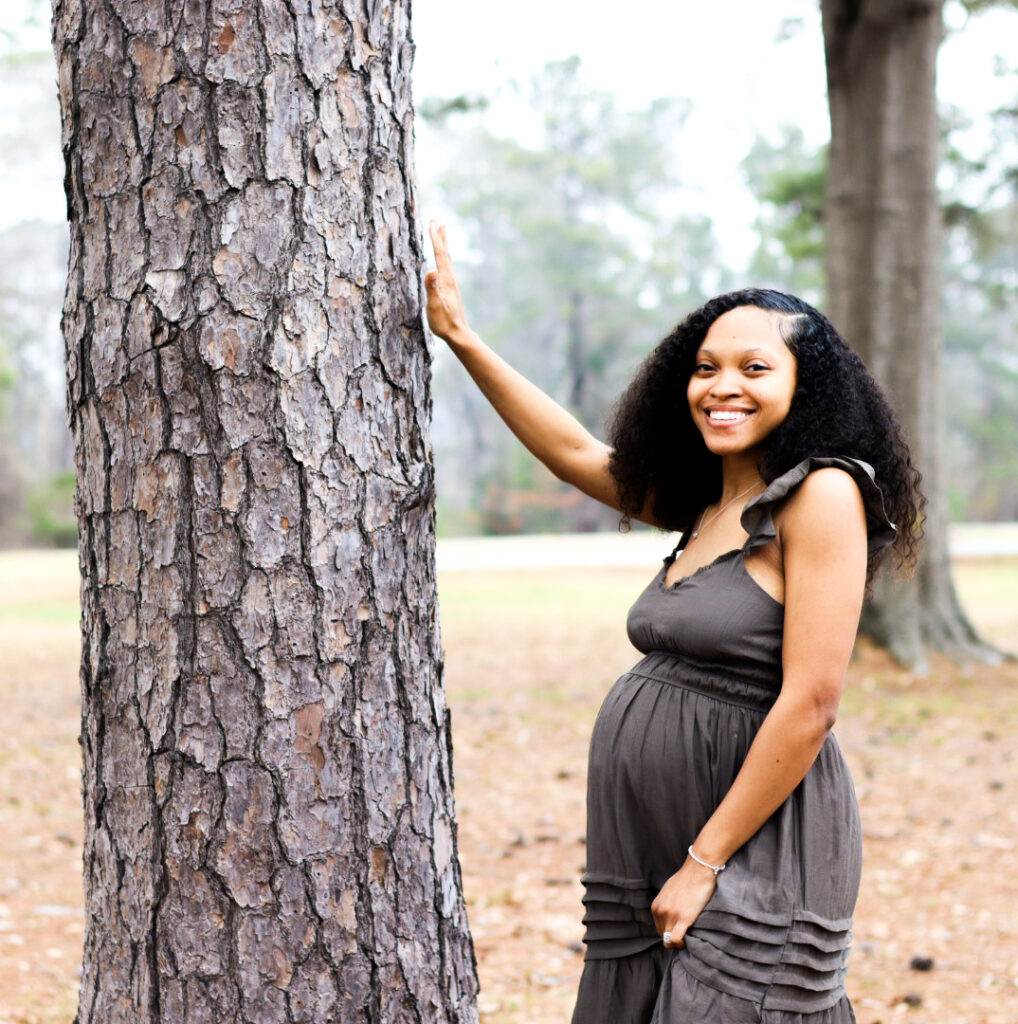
top-left (607, 288), bottom-right (924, 576)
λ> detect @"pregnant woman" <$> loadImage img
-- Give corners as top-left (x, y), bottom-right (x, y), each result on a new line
top-left (425, 222), bottom-right (923, 1023)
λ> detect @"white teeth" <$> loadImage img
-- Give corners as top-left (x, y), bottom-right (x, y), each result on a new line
top-left (708, 410), bottom-right (750, 421)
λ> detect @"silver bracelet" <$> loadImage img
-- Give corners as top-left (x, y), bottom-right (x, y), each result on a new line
top-left (688, 844), bottom-right (726, 877)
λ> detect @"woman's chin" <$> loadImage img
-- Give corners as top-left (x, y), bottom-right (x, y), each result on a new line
top-left (699, 434), bottom-right (768, 461)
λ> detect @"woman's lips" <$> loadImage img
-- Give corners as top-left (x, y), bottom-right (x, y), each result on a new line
top-left (705, 408), bottom-right (754, 424)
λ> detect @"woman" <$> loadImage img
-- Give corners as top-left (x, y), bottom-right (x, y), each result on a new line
top-left (425, 221), bottom-right (922, 1024)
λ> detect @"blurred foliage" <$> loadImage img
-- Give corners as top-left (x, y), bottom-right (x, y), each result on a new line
top-left (0, 342), bottom-right (20, 544)
top-left (0, 215), bottom-right (71, 545)
top-left (941, 197), bottom-right (1018, 520)
top-left (0, 0), bottom-right (47, 56)
top-left (423, 44), bottom-right (1018, 532)
top-left (960, 0), bottom-right (1018, 12)
top-left (21, 470), bottom-right (76, 547)
top-left (742, 127), bottom-right (827, 305)
top-left (0, 9), bottom-right (1015, 545)
top-left (0, 343), bottom-right (13, 400)
top-left (933, 25), bottom-right (1018, 522)
top-left (0, 45), bottom-right (72, 548)
top-left (417, 92), bottom-right (490, 121)
top-left (421, 57), bottom-right (731, 534)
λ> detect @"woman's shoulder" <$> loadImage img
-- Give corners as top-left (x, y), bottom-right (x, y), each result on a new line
top-left (742, 456), bottom-right (896, 556)
top-left (785, 464), bottom-right (865, 510)
top-left (777, 467), bottom-right (867, 546)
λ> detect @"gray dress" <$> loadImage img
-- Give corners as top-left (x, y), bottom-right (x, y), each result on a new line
top-left (572, 457), bottom-right (896, 1024)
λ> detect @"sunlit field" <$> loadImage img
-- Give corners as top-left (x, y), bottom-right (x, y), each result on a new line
top-left (0, 548), bottom-right (1015, 1024)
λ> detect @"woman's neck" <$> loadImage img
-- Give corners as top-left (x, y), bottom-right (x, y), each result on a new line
top-left (718, 454), bottom-right (765, 503)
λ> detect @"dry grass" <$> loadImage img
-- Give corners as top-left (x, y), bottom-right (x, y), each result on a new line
top-left (0, 550), bottom-right (1015, 1023)
top-left (0, 552), bottom-right (81, 1024)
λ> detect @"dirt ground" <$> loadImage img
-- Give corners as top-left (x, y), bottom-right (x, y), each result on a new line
top-left (0, 551), bottom-right (1016, 1023)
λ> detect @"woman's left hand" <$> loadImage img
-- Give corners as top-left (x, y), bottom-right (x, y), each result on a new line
top-left (650, 857), bottom-right (718, 949)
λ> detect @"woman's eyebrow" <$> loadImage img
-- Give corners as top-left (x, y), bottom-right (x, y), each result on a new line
top-left (697, 346), bottom-right (769, 358)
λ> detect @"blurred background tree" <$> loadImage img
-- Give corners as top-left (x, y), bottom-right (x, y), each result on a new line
top-left (736, 0), bottom-right (1017, 666)
top-left (743, 102), bottom-right (1018, 530)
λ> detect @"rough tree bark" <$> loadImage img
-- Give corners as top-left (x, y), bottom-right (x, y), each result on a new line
top-left (52, 1), bottom-right (478, 1021)
top-left (821, 0), bottom-right (999, 670)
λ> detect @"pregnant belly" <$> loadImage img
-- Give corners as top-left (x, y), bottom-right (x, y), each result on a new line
top-left (586, 669), bottom-right (769, 873)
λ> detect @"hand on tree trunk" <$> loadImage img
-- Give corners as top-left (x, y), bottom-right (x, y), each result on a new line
top-left (426, 221), bottom-right (472, 344)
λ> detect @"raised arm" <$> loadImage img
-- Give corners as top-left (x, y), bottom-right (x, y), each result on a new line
top-left (424, 221), bottom-right (627, 515)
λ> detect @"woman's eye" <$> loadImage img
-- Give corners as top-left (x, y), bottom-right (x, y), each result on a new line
top-left (693, 362), bottom-right (715, 374)
top-left (746, 362), bottom-right (770, 373)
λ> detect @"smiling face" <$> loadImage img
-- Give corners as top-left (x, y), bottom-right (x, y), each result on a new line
top-left (686, 306), bottom-right (799, 460)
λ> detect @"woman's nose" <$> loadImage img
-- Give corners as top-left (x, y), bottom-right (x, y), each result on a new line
top-left (709, 369), bottom-right (743, 397)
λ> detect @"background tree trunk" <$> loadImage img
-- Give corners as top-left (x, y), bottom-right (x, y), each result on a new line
top-left (52, 1), bottom-right (478, 1020)
top-left (821, 0), bottom-right (999, 670)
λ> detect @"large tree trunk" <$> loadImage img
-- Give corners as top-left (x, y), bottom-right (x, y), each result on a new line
top-left (52, 1), bottom-right (478, 1021)
top-left (821, 0), bottom-right (998, 670)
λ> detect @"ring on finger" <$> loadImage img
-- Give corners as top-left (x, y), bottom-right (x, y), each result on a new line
top-left (662, 930), bottom-right (673, 947)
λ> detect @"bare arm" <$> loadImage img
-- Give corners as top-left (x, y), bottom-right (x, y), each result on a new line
top-left (424, 222), bottom-right (629, 515)
top-left (651, 469), bottom-right (869, 945)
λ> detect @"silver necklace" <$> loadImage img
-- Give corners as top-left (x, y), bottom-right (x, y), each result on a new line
top-left (690, 481), bottom-right (765, 539)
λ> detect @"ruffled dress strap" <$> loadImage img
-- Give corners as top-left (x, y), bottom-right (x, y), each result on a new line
top-left (740, 455), bottom-right (897, 557)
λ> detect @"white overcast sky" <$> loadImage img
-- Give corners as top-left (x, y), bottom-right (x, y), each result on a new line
top-left (2, 0), bottom-right (1016, 266)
